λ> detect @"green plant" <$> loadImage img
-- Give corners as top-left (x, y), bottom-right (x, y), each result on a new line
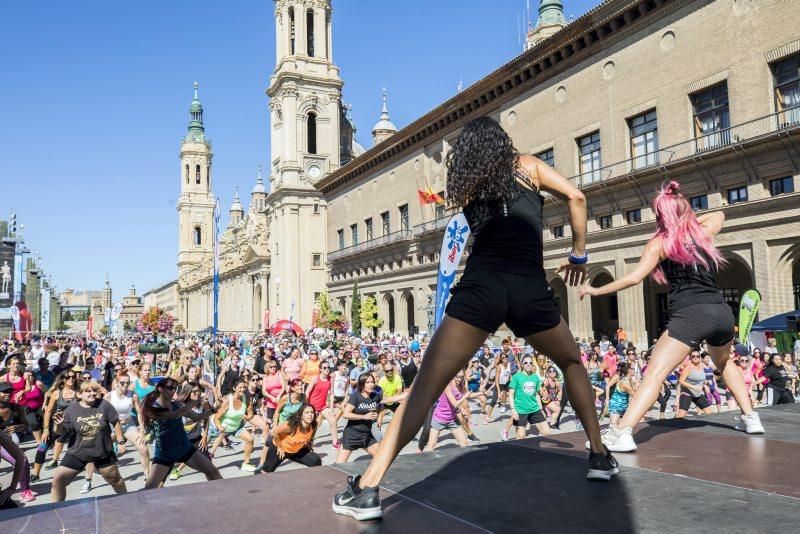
top-left (351, 281), bottom-right (361, 333)
top-left (360, 295), bottom-right (382, 330)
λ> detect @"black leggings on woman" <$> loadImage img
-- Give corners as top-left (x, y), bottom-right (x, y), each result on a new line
top-left (657, 386), bottom-right (671, 414)
top-left (261, 436), bottom-right (321, 473)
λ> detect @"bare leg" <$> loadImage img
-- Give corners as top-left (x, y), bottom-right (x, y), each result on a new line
top-left (617, 330), bottom-right (691, 430)
top-left (97, 464), bottom-right (127, 494)
top-left (707, 343), bottom-right (754, 416)
top-left (357, 316), bottom-right (488, 489)
top-left (239, 430), bottom-right (254, 464)
top-left (50, 466), bottom-right (81, 502)
top-left (424, 428), bottom-right (441, 451)
top-left (526, 319), bottom-right (604, 453)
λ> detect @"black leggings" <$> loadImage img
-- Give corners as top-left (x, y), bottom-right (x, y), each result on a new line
top-left (262, 436), bottom-right (320, 473)
top-left (35, 432), bottom-right (62, 465)
top-left (766, 387), bottom-right (795, 406)
top-left (553, 382), bottom-right (570, 427)
top-left (657, 386), bottom-right (672, 414)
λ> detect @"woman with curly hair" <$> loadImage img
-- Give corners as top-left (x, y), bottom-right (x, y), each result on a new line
top-left (580, 180), bottom-right (765, 452)
top-left (254, 403), bottom-right (321, 474)
top-left (333, 116), bottom-right (616, 521)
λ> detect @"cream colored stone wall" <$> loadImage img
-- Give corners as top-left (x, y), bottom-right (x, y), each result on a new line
top-left (325, 0), bottom-right (800, 345)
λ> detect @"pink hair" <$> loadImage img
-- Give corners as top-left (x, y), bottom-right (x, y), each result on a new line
top-left (650, 180), bottom-right (725, 285)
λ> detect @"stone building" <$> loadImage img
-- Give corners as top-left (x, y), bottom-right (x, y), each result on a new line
top-left (319, 0), bottom-right (800, 346)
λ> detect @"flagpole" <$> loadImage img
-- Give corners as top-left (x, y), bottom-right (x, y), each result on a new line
top-left (213, 198), bottom-right (220, 341)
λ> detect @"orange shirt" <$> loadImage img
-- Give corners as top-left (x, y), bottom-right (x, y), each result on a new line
top-left (302, 359), bottom-right (321, 384)
top-left (277, 426), bottom-right (314, 454)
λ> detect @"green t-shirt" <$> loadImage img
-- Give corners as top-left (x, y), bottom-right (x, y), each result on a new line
top-left (509, 372), bottom-right (542, 414)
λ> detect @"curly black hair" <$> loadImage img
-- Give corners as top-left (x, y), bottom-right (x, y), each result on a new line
top-left (445, 116), bottom-right (522, 211)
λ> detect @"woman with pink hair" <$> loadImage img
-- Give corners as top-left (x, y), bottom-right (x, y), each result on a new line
top-left (579, 180), bottom-right (764, 452)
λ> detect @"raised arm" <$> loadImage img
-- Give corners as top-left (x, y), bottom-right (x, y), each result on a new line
top-left (696, 210), bottom-right (725, 238)
top-left (580, 238), bottom-right (662, 299)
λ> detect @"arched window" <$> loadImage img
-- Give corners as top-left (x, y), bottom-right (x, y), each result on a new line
top-left (193, 226), bottom-right (202, 246)
top-left (195, 165), bottom-right (201, 184)
top-left (306, 8), bottom-right (315, 57)
top-left (206, 165), bottom-right (210, 186)
top-left (307, 112), bottom-right (317, 154)
top-left (288, 7), bottom-right (295, 55)
top-left (185, 164), bottom-right (189, 184)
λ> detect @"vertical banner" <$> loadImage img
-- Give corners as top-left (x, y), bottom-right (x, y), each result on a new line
top-left (311, 308), bottom-right (319, 328)
top-left (263, 309), bottom-right (270, 331)
top-left (87, 315), bottom-right (94, 339)
top-left (41, 287), bottom-right (51, 331)
top-left (738, 289), bottom-right (762, 345)
top-left (434, 213), bottom-right (471, 329)
top-left (111, 302), bottom-right (123, 334)
top-left (104, 307), bottom-right (111, 328)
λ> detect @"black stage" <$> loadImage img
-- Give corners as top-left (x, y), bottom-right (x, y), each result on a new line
top-left (3, 404), bottom-right (799, 533)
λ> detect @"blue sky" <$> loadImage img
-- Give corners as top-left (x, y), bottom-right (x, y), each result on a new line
top-left (0, 0), bottom-right (596, 300)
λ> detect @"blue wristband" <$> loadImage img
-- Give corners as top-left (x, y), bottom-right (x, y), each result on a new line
top-left (568, 250), bottom-right (589, 265)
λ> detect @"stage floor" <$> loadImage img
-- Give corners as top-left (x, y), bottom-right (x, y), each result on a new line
top-left (3, 404), bottom-right (799, 533)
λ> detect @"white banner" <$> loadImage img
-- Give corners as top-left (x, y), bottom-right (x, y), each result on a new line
top-left (111, 302), bottom-right (123, 321)
top-left (41, 287), bottom-right (51, 331)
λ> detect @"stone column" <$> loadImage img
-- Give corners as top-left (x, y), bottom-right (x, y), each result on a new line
top-left (395, 290), bottom-right (409, 337)
top-left (314, 7), bottom-right (326, 59)
top-left (283, 90), bottom-right (298, 164)
top-left (567, 288), bottom-right (592, 341)
top-left (275, 7), bottom-right (284, 61)
top-left (294, 2), bottom-right (307, 56)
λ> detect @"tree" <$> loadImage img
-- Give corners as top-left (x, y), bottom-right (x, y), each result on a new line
top-left (315, 290), bottom-right (348, 332)
top-left (62, 310), bottom-right (74, 322)
top-left (360, 295), bottom-right (383, 334)
top-left (350, 281), bottom-right (362, 333)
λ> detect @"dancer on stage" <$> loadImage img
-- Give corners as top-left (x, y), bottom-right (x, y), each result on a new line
top-left (333, 116), bottom-right (617, 521)
top-left (580, 180), bottom-right (765, 452)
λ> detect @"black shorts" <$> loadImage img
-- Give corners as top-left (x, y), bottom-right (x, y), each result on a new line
top-left (679, 391), bottom-right (710, 411)
top-left (153, 446), bottom-right (197, 467)
top-left (383, 403), bottom-right (400, 413)
top-left (334, 396), bottom-right (345, 404)
top-left (341, 427), bottom-right (377, 451)
top-left (499, 384), bottom-right (510, 392)
top-left (61, 452), bottom-right (117, 471)
top-left (25, 407), bottom-right (43, 432)
top-left (446, 270), bottom-right (561, 337)
top-left (512, 410), bottom-right (547, 426)
top-left (667, 303), bottom-right (734, 348)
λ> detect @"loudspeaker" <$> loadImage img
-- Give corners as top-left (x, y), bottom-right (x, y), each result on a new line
top-left (787, 314), bottom-right (800, 333)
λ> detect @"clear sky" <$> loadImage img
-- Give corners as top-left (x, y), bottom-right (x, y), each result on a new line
top-left (0, 0), bottom-right (597, 300)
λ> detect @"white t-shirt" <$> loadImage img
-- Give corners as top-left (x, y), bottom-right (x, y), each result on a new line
top-left (47, 351), bottom-right (61, 368)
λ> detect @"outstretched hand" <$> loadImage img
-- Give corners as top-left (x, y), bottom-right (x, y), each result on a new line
top-left (556, 261), bottom-right (587, 287)
top-left (579, 284), bottom-right (597, 301)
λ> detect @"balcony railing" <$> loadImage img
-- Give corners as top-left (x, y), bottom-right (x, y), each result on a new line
top-left (328, 229), bottom-right (412, 261)
top-left (413, 210), bottom-right (457, 236)
top-left (568, 106), bottom-right (800, 188)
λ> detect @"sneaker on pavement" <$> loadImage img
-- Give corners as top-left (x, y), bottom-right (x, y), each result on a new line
top-left (500, 429), bottom-right (509, 442)
top-left (587, 448), bottom-right (620, 481)
top-left (46, 460), bottom-right (59, 470)
top-left (169, 468), bottom-right (182, 480)
top-left (742, 411), bottom-right (765, 434)
top-left (585, 425), bottom-right (637, 452)
top-left (500, 406), bottom-right (506, 414)
top-left (240, 462), bottom-right (257, 472)
top-left (80, 480), bottom-right (92, 494)
top-left (332, 475), bottom-right (382, 521)
top-left (19, 489), bottom-right (36, 502)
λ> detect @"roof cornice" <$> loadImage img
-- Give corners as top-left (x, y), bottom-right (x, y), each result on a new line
top-left (316, 0), bottom-right (685, 195)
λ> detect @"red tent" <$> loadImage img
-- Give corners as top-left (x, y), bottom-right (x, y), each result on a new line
top-left (269, 319), bottom-right (305, 337)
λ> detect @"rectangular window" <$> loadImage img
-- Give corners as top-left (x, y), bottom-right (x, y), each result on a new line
top-left (795, 282), bottom-right (800, 310)
top-left (312, 254), bottom-right (321, 267)
top-left (337, 229), bottom-right (344, 250)
top-left (723, 288), bottom-right (740, 318)
top-left (770, 176), bottom-right (794, 196)
top-left (692, 83), bottom-right (730, 151)
top-left (577, 131), bottom-right (602, 184)
top-left (313, 203), bottom-right (320, 214)
top-left (628, 110), bottom-right (659, 169)
top-left (553, 225), bottom-right (564, 238)
top-left (727, 186), bottom-right (748, 204)
top-left (314, 292), bottom-right (321, 303)
top-left (598, 215), bottom-right (612, 229)
top-left (350, 223), bottom-right (358, 245)
top-left (399, 204), bottom-right (409, 232)
top-left (773, 54), bottom-right (800, 127)
top-left (365, 217), bottom-right (373, 240)
top-left (535, 148), bottom-right (554, 168)
top-left (626, 209), bottom-right (641, 224)
top-left (690, 195), bottom-right (708, 211)
top-left (381, 211), bottom-right (390, 235)
top-left (435, 191), bottom-right (445, 219)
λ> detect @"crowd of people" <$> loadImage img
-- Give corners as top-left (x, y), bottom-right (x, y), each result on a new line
top-left (0, 327), bottom-right (797, 509)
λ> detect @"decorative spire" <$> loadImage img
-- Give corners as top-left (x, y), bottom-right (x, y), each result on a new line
top-left (104, 272), bottom-right (110, 288)
top-left (185, 81), bottom-right (206, 142)
top-left (537, 0), bottom-right (566, 27)
top-left (372, 87), bottom-right (397, 145)
top-left (251, 165), bottom-right (267, 195)
top-left (230, 187), bottom-right (244, 213)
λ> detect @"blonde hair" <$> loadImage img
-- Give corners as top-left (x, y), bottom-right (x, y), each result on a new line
top-left (79, 380), bottom-right (102, 392)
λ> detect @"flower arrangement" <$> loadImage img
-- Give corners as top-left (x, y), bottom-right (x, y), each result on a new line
top-left (136, 306), bottom-right (175, 335)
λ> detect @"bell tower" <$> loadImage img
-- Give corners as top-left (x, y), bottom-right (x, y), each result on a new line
top-left (177, 82), bottom-right (216, 279)
top-left (266, 0), bottom-right (341, 327)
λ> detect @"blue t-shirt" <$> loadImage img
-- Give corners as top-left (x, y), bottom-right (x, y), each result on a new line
top-left (151, 401), bottom-right (194, 461)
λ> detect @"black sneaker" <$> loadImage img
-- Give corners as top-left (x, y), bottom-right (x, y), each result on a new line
top-left (332, 474), bottom-right (383, 520)
top-left (587, 447), bottom-right (619, 481)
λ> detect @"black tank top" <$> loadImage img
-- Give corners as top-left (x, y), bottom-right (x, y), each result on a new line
top-left (463, 174), bottom-right (545, 277)
top-left (661, 250), bottom-right (725, 311)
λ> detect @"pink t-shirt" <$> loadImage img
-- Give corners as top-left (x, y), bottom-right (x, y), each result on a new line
top-left (604, 353), bottom-right (619, 377)
top-left (263, 374), bottom-right (283, 409)
top-left (432, 385), bottom-right (463, 424)
top-left (282, 357), bottom-right (303, 381)
top-left (20, 385), bottom-right (44, 410)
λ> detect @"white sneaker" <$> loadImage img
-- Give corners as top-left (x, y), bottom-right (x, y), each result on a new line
top-left (500, 406), bottom-right (506, 414)
top-left (585, 425), bottom-right (637, 452)
top-left (741, 411), bottom-right (765, 434)
top-left (500, 429), bottom-right (509, 442)
top-left (80, 480), bottom-right (92, 494)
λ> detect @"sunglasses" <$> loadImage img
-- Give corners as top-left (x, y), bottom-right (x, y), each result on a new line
top-left (321, 366), bottom-right (330, 370)
top-left (118, 381), bottom-right (131, 386)
top-left (250, 378), bottom-right (260, 382)
top-left (522, 361), bottom-right (534, 365)
top-left (81, 375), bottom-right (91, 380)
